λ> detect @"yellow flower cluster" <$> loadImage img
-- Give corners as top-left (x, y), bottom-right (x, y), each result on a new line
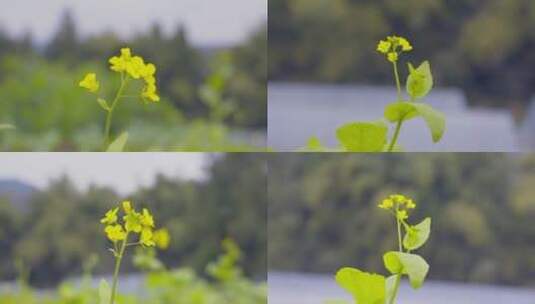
top-left (79, 73), bottom-right (99, 93)
top-left (376, 36), bottom-right (413, 63)
top-left (101, 201), bottom-right (170, 249)
top-left (109, 48), bottom-right (160, 102)
top-left (378, 194), bottom-right (416, 220)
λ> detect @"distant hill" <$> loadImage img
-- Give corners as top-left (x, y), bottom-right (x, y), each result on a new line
top-left (0, 179), bottom-right (38, 209)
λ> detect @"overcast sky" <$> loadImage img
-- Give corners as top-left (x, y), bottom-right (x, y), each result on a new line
top-left (0, 0), bottom-right (266, 46)
top-left (0, 153), bottom-right (209, 195)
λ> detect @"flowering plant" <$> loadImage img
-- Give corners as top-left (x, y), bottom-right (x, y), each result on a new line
top-left (98, 201), bottom-right (169, 304)
top-left (79, 48), bottom-right (160, 151)
top-left (307, 36), bottom-right (445, 152)
top-left (330, 194), bottom-right (431, 304)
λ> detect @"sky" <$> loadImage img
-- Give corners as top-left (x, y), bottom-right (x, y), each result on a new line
top-left (0, 153), bottom-right (210, 195)
top-left (0, 0), bottom-right (266, 46)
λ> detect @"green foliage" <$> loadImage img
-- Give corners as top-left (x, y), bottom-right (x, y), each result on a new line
top-left (106, 132), bottom-right (129, 152)
top-left (0, 13), bottom-right (267, 151)
top-left (306, 41), bottom-right (445, 152)
top-left (335, 268), bottom-right (385, 304)
top-left (0, 56), bottom-right (262, 151)
top-left (269, 0), bottom-right (535, 107)
top-left (383, 252), bottom-right (429, 289)
top-left (0, 154), bottom-right (266, 286)
top-left (403, 218), bottom-right (431, 251)
top-left (269, 154), bottom-right (535, 286)
top-left (0, 241), bottom-right (266, 304)
top-left (336, 121), bottom-right (388, 152)
top-left (331, 194), bottom-right (431, 303)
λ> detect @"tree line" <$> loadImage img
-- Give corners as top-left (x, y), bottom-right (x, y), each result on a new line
top-left (268, 153), bottom-right (535, 286)
top-left (0, 10), bottom-right (266, 128)
top-left (269, 0), bottom-right (535, 113)
top-left (0, 154), bottom-right (267, 286)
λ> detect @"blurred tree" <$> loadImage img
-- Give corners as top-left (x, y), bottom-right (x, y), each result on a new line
top-left (0, 154), bottom-right (266, 286)
top-left (45, 10), bottom-right (79, 62)
top-left (268, 153), bottom-right (535, 286)
top-left (269, 0), bottom-right (535, 109)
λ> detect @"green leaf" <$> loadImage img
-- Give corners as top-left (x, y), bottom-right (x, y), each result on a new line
top-left (98, 279), bottom-right (111, 304)
top-left (336, 121), bottom-right (388, 152)
top-left (106, 132), bottom-right (129, 152)
top-left (406, 61), bottom-right (433, 99)
top-left (384, 102), bottom-right (445, 143)
top-left (403, 217), bottom-right (431, 251)
top-left (383, 252), bottom-right (429, 289)
top-left (335, 267), bottom-right (385, 304)
top-left (384, 102), bottom-right (419, 122)
top-left (97, 98), bottom-right (111, 111)
top-left (385, 275), bottom-right (397, 304)
top-left (0, 124), bottom-right (15, 130)
top-left (411, 103), bottom-right (445, 143)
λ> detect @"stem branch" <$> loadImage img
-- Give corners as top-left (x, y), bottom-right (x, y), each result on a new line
top-left (109, 233), bottom-right (129, 304)
top-left (392, 61), bottom-right (402, 101)
top-left (103, 75), bottom-right (128, 148)
top-left (387, 120), bottom-right (403, 152)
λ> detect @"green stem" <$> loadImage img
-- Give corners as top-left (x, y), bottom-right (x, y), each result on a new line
top-left (388, 205), bottom-right (404, 304)
top-left (392, 61), bottom-right (402, 101)
top-left (103, 75), bottom-right (128, 148)
top-left (389, 274), bottom-right (402, 304)
top-left (109, 233), bottom-right (129, 304)
top-left (387, 120), bottom-right (403, 152)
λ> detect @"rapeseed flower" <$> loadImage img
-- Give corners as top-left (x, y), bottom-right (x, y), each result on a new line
top-left (153, 228), bottom-right (170, 249)
top-left (102, 201), bottom-right (167, 249)
top-left (107, 48), bottom-right (160, 102)
top-left (79, 73), bottom-right (99, 93)
top-left (101, 207), bottom-right (119, 225)
top-left (105, 224), bottom-right (127, 242)
top-left (378, 194), bottom-right (417, 219)
top-left (377, 36), bottom-right (413, 63)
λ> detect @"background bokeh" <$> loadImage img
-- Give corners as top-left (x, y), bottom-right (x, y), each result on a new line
top-left (268, 0), bottom-right (535, 151)
top-left (268, 153), bottom-right (535, 303)
top-left (0, 0), bottom-right (267, 151)
top-left (0, 153), bottom-right (267, 288)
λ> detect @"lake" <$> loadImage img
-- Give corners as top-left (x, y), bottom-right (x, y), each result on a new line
top-left (269, 271), bottom-right (535, 304)
top-left (268, 82), bottom-right (521, 152)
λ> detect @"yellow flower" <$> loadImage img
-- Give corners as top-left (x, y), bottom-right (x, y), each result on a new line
top-left (142, 84), bottom-right (160, 102)
top-left (378, 198), bottom-right (394, 210)
top-left (398, 37), bottom-right (413, 51)
top-left (387, 52), bottom-right (398, 63)
top-left (122, 201), bottom-right (133, 214)
top-left (396, 210), bottom-right (408, 220)
top-left (153, 228), bottom-right (170, 249)
top-left (124, 212), bottom-right (142, 233)
top-left (376, 40), bottom-right (391, 54)
top-left (105, 224), bottom-right (127, 242)
top-left (140, 227), bottom-right (155, 247)
top-left (140, 208), bottom-right (155, 228)
top-left (101, 207), bottom-right (119, 225)
top-left (406, 199), bottom-right (416, 209)
top-left (79, 73), bottom-right (99, 93)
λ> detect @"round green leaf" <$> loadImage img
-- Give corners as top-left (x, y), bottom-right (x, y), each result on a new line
top-left (411, 103), bottom-right (446, 143)
top-left (383, 252), bottom-right (429, 289)
top-left (406, 61), bottom-right (433, 99)
top-left (384, 102), bottom-right (419, 123)
top-left (336, 121), bottom-right (388, 152)
top-left (384, 102), bottom-right (445, 143)
top-left (403, 217), bottom-right (431, 251)
top-left (335, 267), bottom-right (386, 304)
